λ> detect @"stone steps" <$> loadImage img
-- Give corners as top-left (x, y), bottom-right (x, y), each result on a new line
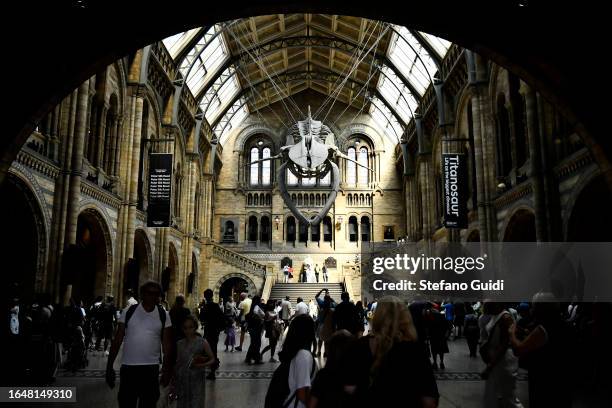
top-left (268, 282), bottom-right (344, 304)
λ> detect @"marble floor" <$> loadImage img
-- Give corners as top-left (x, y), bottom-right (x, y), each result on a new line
top-left (16, 328), bottom-right (536, 408)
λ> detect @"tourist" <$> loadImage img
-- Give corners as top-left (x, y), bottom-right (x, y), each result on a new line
top-left (295, 297), bottom-right (309, 316)
top-left (280, 296), bottom-right (292, 327)
top-left (245, 295), bottom-right (265, 364)
top-left (480, 301), bottom-right (523, 408)
top-left (315, 293), bottom-right (334, 358)
top-left (171, 315), bottom-right (215, 408)
top-left (442, 299), bottom-right (454, 339)
top-left (105, 281), bottom-right (173, 408)
top-left (333, 292), bottom-right (359, 335)
top-left (260, 299), bottom-right (281, 362)
top-left (169, 294), bottom-right (191, 342)
top-left (224, 316), bottom-right (236, 352)
top-left (308, 299), bottom-right (318, 320)
top-left (283, 264), bottom-right (290, 283)
top-left (509, 293), bottom-right (571, 407)
top-left (278, 314), bottom-right (317, 408)
top-left (463, 310), bottom-right (480, 358)
top-left (125, 289), bottom-right (138, 307)
top-left (235, 292), bottom-right (252, 352)
top-left (309, 329), bottom-right (355, 407)
top-left (97, 296), bottom-right (116, 355)
top-left (354, 301), bottom-right (366, 337)
top-left (427, 303), bottom-right (449, 369)
top-left (200, 289), bottom-right (225, 380)
top-left (314, 264), bottom-right (320, 283)
top-left (322, 265), bottom-right (328, 282)
top-left (343, 296), bottom-right (438, 407)
top-left (454, 301), bottom-right (466, 338)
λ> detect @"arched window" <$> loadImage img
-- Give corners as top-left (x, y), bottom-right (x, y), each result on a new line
top-left (254, 194), bottom-right (259, 206)
top-left (361, 216), bottom-right (371, 242)
top-left (247, 138), bottom-right (274, 187)
top-left (248, 216), bottom-right (258, 242)
top-left (249, 147), bottom-right (259, 186)
top-left (260, 216), bottom-right (270, 243)
top-left (247, 194), bottom-right (253, 206)
top-left (347, 147), bottom-right (356, 185)
top-left (311, 222), bottom-right (320, 241)
top-left (223, 220), bottom-right (236, 243)
top-left (262, 148), bottom-right (271, 185)
top-left (316, 194), bottom-right (321, 206)
top-left (266, 194), bottom-right (271, 206)
top-left (298, 194), bottom-right (303, 206)
top-left (347, 195), bottom-right (353, 206)
top-left (349, 216), bottom-right (359, 242)
top-left (323, 217), bottom-right (333, 242)
top-left (360, 194), bottom-right (365, 206)
top-left (358, 147), bottom-right (369, 185)
top-left (287, 216), bottom-right (296, 242)
top-left (299, 222), bottom-right (308, 242)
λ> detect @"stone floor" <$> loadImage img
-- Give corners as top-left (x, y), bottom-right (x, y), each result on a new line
top-left (39, 326), bottom-right (609, 408)
top-left (17, 327), bottom-right (536, 408)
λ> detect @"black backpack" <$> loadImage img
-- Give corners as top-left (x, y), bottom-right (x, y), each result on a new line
top-left (265, 353), bottom-right (315, 408)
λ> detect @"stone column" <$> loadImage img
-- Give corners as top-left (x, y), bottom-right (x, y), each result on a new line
top-left (95, 104), bottom-right (108, 169)
top-left (419, 156), bottom-right (436, 240)
top-left (521, 82), bottom-right (547, 242)
top-left (112, 116), bottom-right (123, 177)
top-left (61, 79), bottom-right (90, 304)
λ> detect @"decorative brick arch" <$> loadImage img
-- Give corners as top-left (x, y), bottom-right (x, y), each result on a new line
top-left (213, 272), bottom-right (258, 300)
top-left (78, 206), bottom-right (114, 297)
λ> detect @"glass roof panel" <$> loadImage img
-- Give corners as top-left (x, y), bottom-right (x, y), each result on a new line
top-left (177, 25), bottom-right (229, 96)
top-left (418, 31), bottom-right (452, 59)
top-left (199, 66), bottom-right (241, 124)
top-left (216, 97), bottom-right (249, 145)
top-left (369, 96), bottom-right (403, 142)
top-left (377, 65), bottom-right (419, 124)
top-left (387, 26), bottom-right (438, 96)
top-left (162, 28), bottom-right (201, 59)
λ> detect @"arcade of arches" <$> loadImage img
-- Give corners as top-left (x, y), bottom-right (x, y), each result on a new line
top-left (3, 13), bottom-right (612, 312)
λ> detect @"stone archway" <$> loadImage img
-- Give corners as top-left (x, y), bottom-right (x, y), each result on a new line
top-left (503, 208), bottom-right (536, 242)
top-left (213, 272), bottom-right (258, 302)
top-left (134, 229), bottom-right (152, 286)
top-left (0, 172), bottom-right (48, 304)
top-left (162, 242), bottom-right (180, 302)
top-left (69, 207), bottom-right (113, 305)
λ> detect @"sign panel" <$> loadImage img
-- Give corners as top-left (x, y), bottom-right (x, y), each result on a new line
top-left (147, 153), bottom-right (173, 228)
top-left (442, 153), bottom-right (468, 229)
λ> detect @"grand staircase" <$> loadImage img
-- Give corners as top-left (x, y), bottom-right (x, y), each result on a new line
top-left (268, 282), bottom-right (344, 304)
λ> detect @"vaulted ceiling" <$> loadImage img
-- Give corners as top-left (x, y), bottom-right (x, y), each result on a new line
top-left (163, 14), bottom-right (451, 142)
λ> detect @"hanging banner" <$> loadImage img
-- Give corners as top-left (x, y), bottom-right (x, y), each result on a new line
top-left (147, 153), bottom-right (173, 228)
top-left (442, 153), bottom-right (468, 229)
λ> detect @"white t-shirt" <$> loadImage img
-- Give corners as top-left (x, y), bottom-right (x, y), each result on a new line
top-left (294, 301), bottom-right (309, 316)
top-left (285, 349), bottom-right (316, 408)
top-left (119, 304), bottom-right (172, 365)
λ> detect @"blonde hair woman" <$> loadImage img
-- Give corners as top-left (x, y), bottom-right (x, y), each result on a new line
top-left (343, 296), bottom-right (439, 408)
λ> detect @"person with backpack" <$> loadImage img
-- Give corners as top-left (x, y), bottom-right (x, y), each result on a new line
top-left (200, 289), bottom-right (225, 380)
top-left (105, 281), bottom-right (173, 408)
top-left (480, 301), bottom-right (523, 408)
top-left (245, 295), bottom-right (265, 365)
top-left (265, 314), bottom-right (317, 408)
top-left (260, 299), bottom-right (282, 363)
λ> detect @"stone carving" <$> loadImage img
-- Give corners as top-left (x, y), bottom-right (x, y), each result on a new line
top-left (248, 107), bottom-right (370, 226)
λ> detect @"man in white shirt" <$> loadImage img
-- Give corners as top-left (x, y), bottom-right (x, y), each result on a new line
top-left (280, 296), bottom-right (292, 326)
top-left (106, 281), bottom-right (173, 408)
top-left (125, 289), bottom-right (138, 307)
top-left (294, 297), bottom-right (309, 316)
top-left (235, 292), bottom-right (252, 352)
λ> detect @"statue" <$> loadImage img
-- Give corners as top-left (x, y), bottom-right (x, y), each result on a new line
top-left (248, 107), bottom-right (370, 226)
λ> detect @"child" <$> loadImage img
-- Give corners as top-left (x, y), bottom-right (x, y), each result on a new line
top-left (225, 318), bottom-right (236, 352)
top-left (172, 315), bottom-right (215, 408)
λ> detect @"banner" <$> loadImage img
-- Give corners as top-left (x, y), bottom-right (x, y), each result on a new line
top-left (442, 153), bottom-right (468, 228)
top-left (147, 153), bottom-right (173, 228)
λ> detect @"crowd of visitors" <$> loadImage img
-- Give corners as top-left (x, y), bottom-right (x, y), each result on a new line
top-left (5, 279), bottom-right (611, 407)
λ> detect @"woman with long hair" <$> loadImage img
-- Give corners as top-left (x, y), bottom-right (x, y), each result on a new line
top-left (260, 299), bottom-right (281, 362)
top-left (345, 296), bottom-right (439, 408)
top-left (279, 314), bottom-right (317, 408)
top-left (245, 295), bottom-right (265, 364)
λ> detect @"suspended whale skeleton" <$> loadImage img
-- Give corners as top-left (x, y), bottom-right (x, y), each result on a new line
top-left (248, 106), bottom-right (371, 226)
